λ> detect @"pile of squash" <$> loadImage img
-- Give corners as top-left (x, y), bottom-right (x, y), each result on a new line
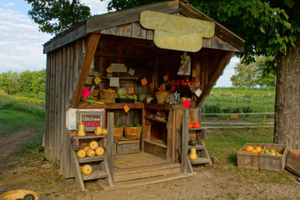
top-left (77, 141), bottom-right (105, 175)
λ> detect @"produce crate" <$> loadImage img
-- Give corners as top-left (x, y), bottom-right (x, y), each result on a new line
top-left (259, 144), bottom-right (287, 173)
top-left (286, 150), bottom-right (300, 177)
top-left (237, 143), bottom-right (265, 170)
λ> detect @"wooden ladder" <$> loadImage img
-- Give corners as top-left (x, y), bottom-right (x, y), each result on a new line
top-left (181, 110), bottom-right (212, 173)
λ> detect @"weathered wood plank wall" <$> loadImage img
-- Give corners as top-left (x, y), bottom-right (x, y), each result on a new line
top-left (44, 36), bottom-right (88, 178)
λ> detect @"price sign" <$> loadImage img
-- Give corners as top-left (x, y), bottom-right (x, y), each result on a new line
top-left (163, 75), bottom-right (168, 82)
top-left (124, 105), bottom-right (130, 113)
top-left (141, 78), bottom-right (148, 86)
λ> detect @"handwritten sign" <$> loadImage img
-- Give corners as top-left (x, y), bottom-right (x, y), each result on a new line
top-left (106, 66), bottom-right (114, 73)
top-left (128, 68), bottom-right (135, 76)
top-left (94, 76), bottom-right (101, 85)
top-left (76, 110), bottom-right (104, 132)
top-left (110, 77), bottom-right (120, 87)
top-left (195, 88), bottom-right (201, 97)
top-left (183, 99), bottom-right (191, 108)
top-left (111, 63), bottom-right (127, 72)
top-left (124, 105), bottom-right (130, 113)
top-left (163, 75), bottom-right (168, 82)
top-left (82, 87), bottom-right (91, 99)
top-left (128, 87), bottom-right (134, 94)
top-left (141, 78), bottom-right (148, 86)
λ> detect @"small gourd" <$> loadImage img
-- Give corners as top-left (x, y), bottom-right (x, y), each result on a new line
top-left (189, 148), bottom-right (197, 160)
top-left (78, 124), bottom-right (86, 137)
top-left (83, 146), bottom-right (90, 152)
top-left (95, 147), bottom-right (105, 156)
top-left (94, 127), bottom-right (103, 136)
top-left (89, 141), bottom-right (99, 150)
top-left (86, 149), bottom-right (95, 157)
top-left (102, 128), bottom-right (108, 135)
top-left (23, 194), bottom-right (35, 200)
top-left (77, 150), bottom-right (86, 158)
top-left (82, 164), bottom-right (92, 175)
top-left (189, 140), bottom-right (197, 146)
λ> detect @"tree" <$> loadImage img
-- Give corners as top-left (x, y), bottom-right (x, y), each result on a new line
top-left (0, 70), bottom-right (19, 95)
top-left (26, 0), bottom-right (91, 35)
top-left (105, 0), bottom-right (300, 149)
top-left (231, 56), bottom-right (276, 87)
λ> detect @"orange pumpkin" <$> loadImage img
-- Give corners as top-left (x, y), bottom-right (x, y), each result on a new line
top-left (188, 123), bottom-right (193, 128)
top-left (193, 122), bottom-right (201, 128)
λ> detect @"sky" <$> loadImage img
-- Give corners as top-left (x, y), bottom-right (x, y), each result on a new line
top-left (0, 0), bottom-right (239, 87)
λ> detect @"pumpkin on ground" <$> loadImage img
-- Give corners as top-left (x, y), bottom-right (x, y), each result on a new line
top-left (82, 165), bottom-right (92, 175)
top-left (95, 147), bottom-right (105, 156)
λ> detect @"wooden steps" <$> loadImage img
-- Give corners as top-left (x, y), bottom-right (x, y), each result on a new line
top-left (112, 163), bottom-right (181, 183)
top-left (104, 172), bottom-right (195, 191)
top-left (190, 157), bottom-right (210, 165)
top-left (82, 170), bottom-right (108, 181)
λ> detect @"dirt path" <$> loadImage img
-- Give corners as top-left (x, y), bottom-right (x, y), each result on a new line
top-left (1, 130), bottom-right (300, 199)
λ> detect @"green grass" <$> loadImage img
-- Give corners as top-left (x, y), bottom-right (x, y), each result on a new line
top-left (204, 128), bottom-right (295, 184)
top-left (0, 97), bottom-right (45, 156)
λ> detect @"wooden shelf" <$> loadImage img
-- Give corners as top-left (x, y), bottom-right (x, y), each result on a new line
top-left (144, 139), bottom-right (167, 148)
top-left (73, 135), bottom-right (107, 140)
top-left (190, 157), bottom-right (210, 165)
top-left (166, 85), bottom-right (203, 94)
top-left (78, 156), bottom-right (105, 163)
top-left (98, 77), bottom-right (152, 84)
top-left (144, 103), bottom-right (170, 111)
top-left (188, 144), bottom-right (205, 150)
top-left (106, 103), bottom-right (144, 109)
top-left (82, 170), bottom-right (108, 181)
top-left (145, 116), bottom-right (167, 123)
top-left (189, 127), bottom-right (207, 131)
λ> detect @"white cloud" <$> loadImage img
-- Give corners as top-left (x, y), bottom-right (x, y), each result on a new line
top-left (4, 3), bottom-right (15, 7)
top-left (215, 56), bottom-right (240, 87)
top-left (0, 8), bottom-right (51, 73)
top-left (81, 0), bottom-right (110, 15)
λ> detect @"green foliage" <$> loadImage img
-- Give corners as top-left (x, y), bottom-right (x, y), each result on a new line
top-left (0, 69), bottom-right (46, 99)
top-left (203, 104), bottom-right (221, 114)
top-left (26, 0), bottom-right (91, 35)
top-left (231, 56), bottom-right (276, 87)
top-left (15, 97), bottom-right (45, 106)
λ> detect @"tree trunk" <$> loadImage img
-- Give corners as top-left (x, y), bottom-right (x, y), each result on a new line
top-left (274, 36), bottom-right (300, 150)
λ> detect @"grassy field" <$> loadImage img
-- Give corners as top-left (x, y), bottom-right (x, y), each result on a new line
top-left (0, 96), bottom-right (45, 156)
top-left (203, 87), bottom-right (276, 113)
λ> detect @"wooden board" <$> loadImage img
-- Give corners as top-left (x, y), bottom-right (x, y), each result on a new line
top-left (260, 144), bottom-right (287, 173)
top-left (113, 152), bottom-right (170, 169)
top-left (286, 150), bottom-right (300, 177)
top-left (237, 143), bottom-right (265, 170)
top-left (117, 142), bottom-right (140, 155)
top-left (144, 140), bottom-right (168, 160)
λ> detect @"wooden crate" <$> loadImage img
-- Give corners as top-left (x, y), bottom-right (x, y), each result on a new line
top-left (286, 150), bottom-right (300, 177)
top-left (117, 140), bottom-right (140, 155)
top-left (259, 144), bottom-right (287, 173)
top-left (237, 143), bottom-right (265, 170)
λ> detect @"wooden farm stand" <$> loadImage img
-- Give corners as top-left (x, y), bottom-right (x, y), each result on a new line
top-left (43, 0), bottom-right (244, 191)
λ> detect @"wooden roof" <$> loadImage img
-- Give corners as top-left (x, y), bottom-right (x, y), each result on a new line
top-left (43, 1), bottom-right (244, 54)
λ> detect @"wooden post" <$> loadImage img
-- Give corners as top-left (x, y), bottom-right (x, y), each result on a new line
top-left (181, 109), bottom-right (189, 173)
top-left (72, 33), bottom-right (101, 108)
top-left (107, 112), bottom-right (114, 173)
top-left (196, 51), bottom-right (235, 107)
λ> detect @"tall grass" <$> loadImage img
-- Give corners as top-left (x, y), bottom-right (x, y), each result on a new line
top-left (0, 97), bottom-right (45, 156)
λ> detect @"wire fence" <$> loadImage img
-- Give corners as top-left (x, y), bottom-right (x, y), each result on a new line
top-left (201, 112), bottom-right (274, 129)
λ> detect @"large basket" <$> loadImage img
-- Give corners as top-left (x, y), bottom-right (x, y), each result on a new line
top-left (155, 91), bottom-right (171, 104)
top-left (0, 190), bottom-right (39, 200)
top-left (114, 126), bottom-right (123, 140)
top-left (98, 90), bottom-right (116, 103)
top-left (124, 125), bottom-right (142, 140)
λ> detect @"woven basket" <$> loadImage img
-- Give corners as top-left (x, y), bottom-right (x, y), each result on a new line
top-left (124, 125), bottom-right (142, 140)
top-left (98, 90), bottom-right (116, 103)
top-left (0, 190), bottom-right (39, 200)
top-left (114, 126), bottom-right (123, 140)
top-left (155, 91), bottom-right (171, 104)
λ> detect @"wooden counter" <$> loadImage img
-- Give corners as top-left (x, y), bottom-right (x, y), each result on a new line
top-left (106, 103), bottom-right (144, 109)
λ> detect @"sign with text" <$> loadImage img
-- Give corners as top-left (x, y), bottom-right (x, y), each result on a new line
top-left (111, 63), bottom-right (127, 72)
top-left (76, 110), bottom-right (104, 132)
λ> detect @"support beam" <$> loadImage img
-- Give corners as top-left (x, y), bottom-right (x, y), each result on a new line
top-left (196, 51), bottom-right (235, 107)
top-left (72, 33), bottom-right (100, 108)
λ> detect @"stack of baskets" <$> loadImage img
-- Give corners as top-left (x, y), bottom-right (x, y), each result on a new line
top-left (98, 90), bottom-right (116, 103)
